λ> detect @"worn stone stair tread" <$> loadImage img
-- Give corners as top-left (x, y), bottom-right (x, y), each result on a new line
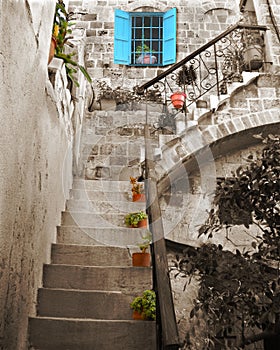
top-left (39, 287), bottom-right (125, 293)
top-left (37, 288), bottom-right (137, 319)
top-left (56, 225), bottom-right (148, 247)
top-left (61, 210), bottom-right (129, 227)
top-left (58, 225), bottom-right (147, 231)
top-left (72, 179), bottom-right (132, 191)
top-left (70, 188), bottom-right (132, 201)
top-left (43, 264), bottom-right (152, 292)
top-left (51, 243), bottom-right (133, 266)
top-left (30, 315), bottom-right (155, 322)
top-left (44, 264), bottom-right (152, 270)
top-left (66, 199), bottom-right (145, 213)
top-left (29, 316), bottom-right (156, 350)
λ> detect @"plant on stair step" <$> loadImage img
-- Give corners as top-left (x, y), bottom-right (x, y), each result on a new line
top-left (132, 231), bottom-right (152, 267)
top-left (125, 211), bottom-right (148, 228)
top-left (130, 176), bottom-right (145, 202)
top-left (130, 289), bottom-right (156, 321)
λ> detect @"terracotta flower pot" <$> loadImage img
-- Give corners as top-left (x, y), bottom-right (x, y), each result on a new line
top-left (132, 310), bottom-right (144, 320)
top-left (132, 193), bottom-right (146, 202)
top-left (136, 218), bottom-right (147, 228)
top-left (48, 36), bottom-right (57, 65)
top-left (132, 252), bottom-right (151, 267)
top-left (143, 55), bottom-right (157, 64)
top-left (171, 92), bottom-right (187, 109)
top-left (136, 54), bottom-right (157, 64)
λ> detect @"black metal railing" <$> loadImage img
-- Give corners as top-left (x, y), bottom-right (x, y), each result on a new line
top-left (142, 23), bottom-right (268, 349)
top-left (144, 124), bottom-right (180, 349)
top-left (137, 23), bottom-right (267, 109)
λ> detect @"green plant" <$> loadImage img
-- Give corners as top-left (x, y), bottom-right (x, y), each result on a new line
top-left (174, 134), bottom-right (280, 349)
top-left (137, 231), bottom-right (152, 253)
top-left (136, 42), bottom-right (153, 55)
top-left (130, 290), bottom-right (156, 320)
top-left (125, 211), bottom-right (147, 227)
top-left (52, 0), bottom-right (92, 87)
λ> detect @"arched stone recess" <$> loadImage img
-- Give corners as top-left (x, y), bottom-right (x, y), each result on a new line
top-left (201, 0), bottom-right (240, 27)
top-left (156, 120), bottom-right (280, 248)
top-left (126, 1), bottom-right (168, 12)
top-left (201, 0), bottom-right (237, 14)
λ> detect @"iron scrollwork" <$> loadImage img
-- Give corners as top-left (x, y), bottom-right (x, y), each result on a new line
top-left (136, 24), bottom-right (267, 110)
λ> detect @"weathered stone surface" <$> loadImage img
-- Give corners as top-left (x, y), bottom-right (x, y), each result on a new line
top-left (29, 317), bottom-right (156, 350)
top-left (1, 2), bottom-right (75, 348)
top-left (56, 225), bottom-right (148, 247)
top-left (51, 244), bottom-right (132, 266)
top-left (37, 288), bottom-right (137, 319)
top-left (43, 265), bottom-right (152, 292)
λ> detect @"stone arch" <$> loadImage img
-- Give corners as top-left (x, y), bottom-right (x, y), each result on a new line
top-left (201, 0), bottom-right (237, 14)
top-left (126, 1), bottom-right (168, 12)
top-left (200, 0), bottom-right (240, 26)
top-left (157, 118), bottom-right (280, 189)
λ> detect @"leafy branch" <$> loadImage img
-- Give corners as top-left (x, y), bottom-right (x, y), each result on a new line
top-left (174, 134), bottom-right (280, 349)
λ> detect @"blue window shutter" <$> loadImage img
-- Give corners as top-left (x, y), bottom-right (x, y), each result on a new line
top-left (163, 8), bottom-right (176, 65)
top-left (114, 9), bottom-right (130, 65)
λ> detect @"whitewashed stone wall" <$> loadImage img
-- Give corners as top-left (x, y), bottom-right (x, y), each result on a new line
top-left (0, 1), bottom-right (86, 348)
top-left (68, 0), bottom-right (241, 93)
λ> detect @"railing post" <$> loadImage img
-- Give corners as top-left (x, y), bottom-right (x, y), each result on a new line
top-left (213, 43), bottom-right (220, 98)
top-left (144, 124), bottom-right (180, 349)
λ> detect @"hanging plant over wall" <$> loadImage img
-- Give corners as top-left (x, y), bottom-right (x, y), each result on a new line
top-left (52, 0), bottom-right (92, 87)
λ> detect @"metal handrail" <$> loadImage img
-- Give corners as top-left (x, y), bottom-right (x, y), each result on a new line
top-left (142, 23), bottom-right (267, 349)
top-left (136, 23), bottom-right (267, 108)
top-left (145, 124), bottom-right (180, 349)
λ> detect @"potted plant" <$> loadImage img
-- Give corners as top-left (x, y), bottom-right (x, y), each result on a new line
top-left (51, 0), bottom-right (92, 87)
top-left (132, 232), bottom-right (152, 267)
top-left (136, 43), bottom-right (157, 64)
top-left (130, 290), bottom-right (156, 321)
top-left (242, 29), bottom-right (264, 71)
top-left (125, 211), bottom-right (148, 228)
top-left (170, 91), bottom-right (187, 109)
top-left (130, 176), bottom-right (145, 202)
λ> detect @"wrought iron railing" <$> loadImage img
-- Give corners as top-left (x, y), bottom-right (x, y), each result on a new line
top-left (141, 22), bottom-right (268, 349)
top-left (136, 23), bottom-right (267, 109)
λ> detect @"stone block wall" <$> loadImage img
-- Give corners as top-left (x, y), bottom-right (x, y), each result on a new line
top-left (166, 143), bottom-right (267, 348)
top-left (68, 0), bottom-right (241, 92)
top-left (0, 2), bottom-right (80, 349)
top-left (80, 109), bottom-right (161, 180)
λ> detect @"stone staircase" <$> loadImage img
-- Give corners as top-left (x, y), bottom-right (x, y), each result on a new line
top-left (28, 177), bottom-right (157, 349)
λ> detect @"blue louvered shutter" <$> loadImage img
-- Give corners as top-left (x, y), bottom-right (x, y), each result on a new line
top-left (114, 9), bottom-right (130, 65)
top-left (163, 8), bottom-right (176, 65)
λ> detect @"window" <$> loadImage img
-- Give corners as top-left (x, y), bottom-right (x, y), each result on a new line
top-left (114, 8), bottom-right (176, 66)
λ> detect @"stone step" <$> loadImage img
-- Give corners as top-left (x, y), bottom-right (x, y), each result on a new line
top-left (61, 211), bottom-right (126, 228)
top-left (70, 188), bottom-right (131, 201)
top-left (61, 211), bottom-right (148, 229)
top-left (51, 244), bottom-right (132, 266)
top-left (66, 199), bottom-right (146, 214)
top-left (43, 264), bottom-right (152, 293)
top-left (72, 179), bottom-right (133, 192)
top-left (57, 225), bottom-right (149, 247)
top-left (28, 317), bottom-right (156, 350)
top-left (37, 288), bottom-right (136, 320)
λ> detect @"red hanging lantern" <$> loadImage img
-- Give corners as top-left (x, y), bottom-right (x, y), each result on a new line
top-left (170, 92), bottom-right (187, 109)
